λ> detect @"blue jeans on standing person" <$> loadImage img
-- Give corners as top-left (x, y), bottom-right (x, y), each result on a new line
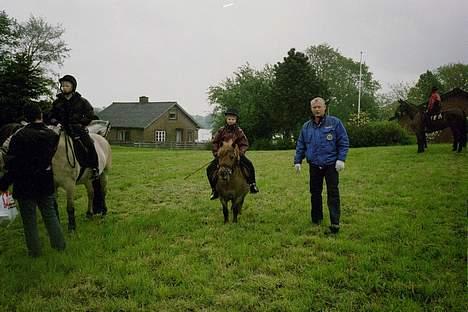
top-left (309, 164), bottom-right (340, 227)
top-left (17, 194), bottom-right (65, 257)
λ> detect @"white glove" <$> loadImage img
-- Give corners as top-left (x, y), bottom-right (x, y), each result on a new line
top-left (335, 160), bottom-right (345, 172)
top-left (294, 164), bottom-right (301, 174)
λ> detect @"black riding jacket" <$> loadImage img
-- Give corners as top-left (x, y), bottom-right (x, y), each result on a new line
top-left (0, 122), bottom-right (59, 199)
top-left (48, 92), bottom-right (98, 135)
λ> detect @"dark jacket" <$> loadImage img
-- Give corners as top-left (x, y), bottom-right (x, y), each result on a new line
top-left (47, 92), bottom-right (97, 133)
top-left (212, 124), bottom-right (249, 156)
top-left (0, 123), bottom-right (59, 199)
top-left (294, 115), bottom-right (349, 167)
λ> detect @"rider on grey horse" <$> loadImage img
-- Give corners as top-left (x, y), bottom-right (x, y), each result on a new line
top-left (46, 75), bottom-right (100, 180)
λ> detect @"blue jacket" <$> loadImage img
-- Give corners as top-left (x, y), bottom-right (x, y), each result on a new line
top-left (294, 115), bottom-right (349, 167)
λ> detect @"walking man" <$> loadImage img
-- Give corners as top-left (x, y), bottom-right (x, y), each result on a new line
top-left (294, 97), bottom-right (349, 234)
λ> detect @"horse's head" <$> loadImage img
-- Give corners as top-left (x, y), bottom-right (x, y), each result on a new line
top-left (217, 139), bottom-right (240, 182)
top-left (0, 123), bottom-right (22, 174)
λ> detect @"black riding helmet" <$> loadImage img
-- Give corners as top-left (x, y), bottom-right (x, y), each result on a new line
top-left (224, 108), bottom-right (239, 118)
top-left (59, 74), bottom-right (77, 91)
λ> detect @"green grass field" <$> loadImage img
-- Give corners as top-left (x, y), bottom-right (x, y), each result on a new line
top-left (0, 144), bottom-right (466, 311)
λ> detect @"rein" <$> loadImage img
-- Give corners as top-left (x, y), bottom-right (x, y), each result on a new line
top-left (63, 130), bottom-right (77, 169)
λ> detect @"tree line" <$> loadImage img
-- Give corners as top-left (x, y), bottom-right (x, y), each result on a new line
top-left (1, 10), bottom-right (466, 142)
top-left (208, 45), bottom-right (467, 146)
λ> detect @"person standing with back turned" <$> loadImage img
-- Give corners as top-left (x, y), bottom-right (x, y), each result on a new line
top-left (0, 103), bottom-right (65, 257)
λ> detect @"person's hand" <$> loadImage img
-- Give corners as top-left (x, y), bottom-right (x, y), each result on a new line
top-left (335, 160), bottom-right (345, 172)
top-left (294, 164), bottom-right (301, 174)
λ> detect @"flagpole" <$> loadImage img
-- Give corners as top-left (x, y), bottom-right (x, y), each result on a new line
top-left (358, 51), bottom-right (363, 120)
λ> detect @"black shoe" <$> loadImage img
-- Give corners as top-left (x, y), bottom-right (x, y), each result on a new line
top-left (210, 190), bottom-right (219, 200)
top-left (250, 183), bottom-right (259, 193)
top-left (327, 224), bottom-right (340, 234)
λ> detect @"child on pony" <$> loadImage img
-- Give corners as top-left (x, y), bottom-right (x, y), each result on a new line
top-left (206, 108), bottom-right (259, 200)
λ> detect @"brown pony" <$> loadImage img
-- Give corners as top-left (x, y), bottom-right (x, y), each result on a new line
top-left (215, 140), bottom-right (249, 223)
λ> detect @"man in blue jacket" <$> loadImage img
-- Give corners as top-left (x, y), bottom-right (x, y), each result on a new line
top-left (294, 97), bottom-right (349, 234)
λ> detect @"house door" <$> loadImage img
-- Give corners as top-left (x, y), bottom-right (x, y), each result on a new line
top-left (176, 129), bottom-right (183, 143)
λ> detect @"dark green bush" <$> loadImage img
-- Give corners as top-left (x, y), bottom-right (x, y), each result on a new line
top-left (347, 121), bottom-right (411, 147)
top-left (251, 137), bottom-right (295, 150)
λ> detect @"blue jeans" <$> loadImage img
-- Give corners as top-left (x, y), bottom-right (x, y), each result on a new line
top-left (17, 194), bottom-right (65, 257)
top-left (309, 164), bottom-right (340, 226)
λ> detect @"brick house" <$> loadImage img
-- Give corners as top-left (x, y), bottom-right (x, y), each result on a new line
top-left (98, 96), bottom-right (201, 144)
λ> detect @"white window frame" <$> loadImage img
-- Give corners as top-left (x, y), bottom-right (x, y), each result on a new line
top-left (154, 130), bottom-right (166, 142)
top-left (187, 130), bottom-right (194, 142)
top-left (117, 130), bottom-right (129, 141)
top-left (168, 110), bottom-right (177, 120)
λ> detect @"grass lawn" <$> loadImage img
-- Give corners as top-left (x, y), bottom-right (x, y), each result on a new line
top-left (0, 144), bottom-right (466, 311)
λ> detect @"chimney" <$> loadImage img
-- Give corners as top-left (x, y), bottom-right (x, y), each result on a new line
top-left (139, 96), bottom-right (149, 104)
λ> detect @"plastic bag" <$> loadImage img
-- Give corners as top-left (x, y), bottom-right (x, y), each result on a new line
top-left (0, 192), bottom-right (18, 223)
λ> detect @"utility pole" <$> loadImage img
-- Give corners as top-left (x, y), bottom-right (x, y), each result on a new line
top-left (358, 51), bottom-right (363, 120)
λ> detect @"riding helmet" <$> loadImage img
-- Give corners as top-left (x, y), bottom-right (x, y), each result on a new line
top-left (59, 74), bottom-right (77, 91)
top-left (224, 108), bottom-right (239, 118)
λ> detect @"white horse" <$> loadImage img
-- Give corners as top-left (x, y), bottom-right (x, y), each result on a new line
top-left (0, 121), bottom-right (112, 231)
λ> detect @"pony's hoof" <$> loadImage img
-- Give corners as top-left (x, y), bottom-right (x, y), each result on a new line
top-left (86, 211), bottom-right (93, 219)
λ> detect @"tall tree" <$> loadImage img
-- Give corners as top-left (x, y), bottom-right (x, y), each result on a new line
top-left (306, 44), bottom-right (381, 121)
top-left (407, 70), bottom-right (442, 105)
top-left (271, 48), bottom-right (325, 140)
top-left (436, 63), bottom-right (468, 91)
top-left (208, 64), bottom-right (274, 144)
top-left (16, 15), bottom-right (70, 73)
top-left (0, 12), bottom-right (70, 126)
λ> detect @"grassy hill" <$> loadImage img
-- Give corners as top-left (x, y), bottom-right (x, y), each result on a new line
top-left (0, 144), bottom-right (466, 311)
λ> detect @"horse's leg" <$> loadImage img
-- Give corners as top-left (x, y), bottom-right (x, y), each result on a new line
top-left (232, 203), bottom-right (240, 223)
top-left (220, 198), bottom-right (229, 224)
top-left (100, 172), bottom-right (108, 215)
top-left (237, 196), bottom-right (246, 215)
top-left (84, 181), bottom-right (94, 218)
top-left (65, 185), bottom-right (77, 232)
top-left (416, 132), bottom-right (425, 153)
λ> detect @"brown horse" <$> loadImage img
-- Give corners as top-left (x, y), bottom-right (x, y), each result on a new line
top-left (215, 140), bottom-right (249, 223)
top-left (393, 100), bottom-right (467, 153)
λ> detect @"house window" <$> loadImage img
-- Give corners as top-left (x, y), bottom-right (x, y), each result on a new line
top-left (168, 110), bottom-right (177, 120)
top-left (117, 130), bottom-right (130, 142)
top-left (187, 130), bottom-right (194, 142)
top-left (155, 130), bottom-right (166, 142)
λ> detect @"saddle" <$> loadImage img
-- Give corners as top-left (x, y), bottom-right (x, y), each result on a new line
top-left (50, 120), bottom-right (110, 169)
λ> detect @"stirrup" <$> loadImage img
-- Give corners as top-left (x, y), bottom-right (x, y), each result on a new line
top-left (91, 168), bottom-right (100, 180)
top-left (210, 191), bottom-right (219, 200)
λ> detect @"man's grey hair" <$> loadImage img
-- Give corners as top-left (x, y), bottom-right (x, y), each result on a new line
top-left (310, 97), bottom-right (326, 106)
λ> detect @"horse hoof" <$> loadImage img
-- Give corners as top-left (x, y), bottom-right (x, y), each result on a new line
top-left (86, 211), bottom-right (93, 219)
top-left (68, 226), bottom-right (76, 233)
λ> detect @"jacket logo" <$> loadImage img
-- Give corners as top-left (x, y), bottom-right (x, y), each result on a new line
top-left (326, 133), bottom-right (333, 141)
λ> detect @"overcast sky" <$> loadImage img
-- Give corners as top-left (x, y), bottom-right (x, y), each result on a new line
top-left (3, 0), bottom-right (468, 115)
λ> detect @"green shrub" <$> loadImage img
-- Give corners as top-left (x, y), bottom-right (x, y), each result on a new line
top-left (251, 137), bottom-right (295, 150)
top-left (347, 121), bottom-right (411, 147)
